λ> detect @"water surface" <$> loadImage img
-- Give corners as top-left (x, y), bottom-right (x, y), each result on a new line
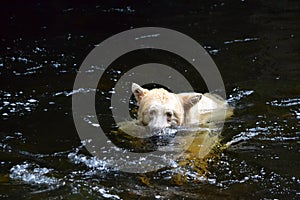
top-left (0, 0), bottom-right (299, 199)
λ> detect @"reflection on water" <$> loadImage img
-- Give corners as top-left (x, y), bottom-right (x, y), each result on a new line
top-left (1, 0), bottom-right (299, 199)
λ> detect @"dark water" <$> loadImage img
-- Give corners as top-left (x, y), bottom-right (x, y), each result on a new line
top-left (1, 0), bottom-right (299, 199)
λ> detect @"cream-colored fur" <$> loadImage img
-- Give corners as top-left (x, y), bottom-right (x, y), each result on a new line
top-left (132, 83), bottom-right (232, 132)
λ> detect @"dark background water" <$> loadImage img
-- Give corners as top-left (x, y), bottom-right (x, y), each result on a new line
top-left (0, 0), bottom-right (299, 199)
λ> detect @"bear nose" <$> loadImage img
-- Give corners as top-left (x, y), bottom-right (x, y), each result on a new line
top-left (151, 127), bottom-right (163, 133)
top-left (151, 124), bottom-right (172, 134)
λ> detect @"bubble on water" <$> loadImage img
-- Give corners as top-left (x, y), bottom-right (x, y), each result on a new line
top-left (27, 98), bottom-right (38, 103)
top-left (207, 177), bottom-right (216, 184)
top-left (0, 91), bottom-right (39, 116)
top-left (209, 49), bottom-right (220, 55)
top-left (91, 123), bottom-right (100, 127)
top-left (53, 63), bottom-right (61, 68)
top-left (293, 109), bottom-right (300, 119)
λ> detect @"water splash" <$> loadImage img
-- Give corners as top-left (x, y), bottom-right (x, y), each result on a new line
top-left (10, 162), bottom-right (62, 192)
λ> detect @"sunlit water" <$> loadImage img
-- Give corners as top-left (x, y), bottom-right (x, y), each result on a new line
top-left (1, 1), bottom-right (299, 199)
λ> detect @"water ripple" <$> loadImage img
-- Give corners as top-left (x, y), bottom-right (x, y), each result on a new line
top-left (266, 98), bottom-right (300, 107)
top-left (227, 88), bottom-right (254, 104)
top-left (224, 37), bottom-right (259, 45)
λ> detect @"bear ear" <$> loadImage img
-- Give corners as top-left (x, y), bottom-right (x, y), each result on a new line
top-left (178, 93), bottom-right (202, 110)
top-left (132, 83), bottom-right (149, 102)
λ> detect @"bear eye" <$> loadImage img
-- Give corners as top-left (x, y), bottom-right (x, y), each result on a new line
top-left (166, 111), bottom-right (173, 118)
top-left (149, 109), bottom-right (156, 115)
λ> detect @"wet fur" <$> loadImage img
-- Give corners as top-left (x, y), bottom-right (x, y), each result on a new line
top-left (132, 83), bottom-right (232, 132)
